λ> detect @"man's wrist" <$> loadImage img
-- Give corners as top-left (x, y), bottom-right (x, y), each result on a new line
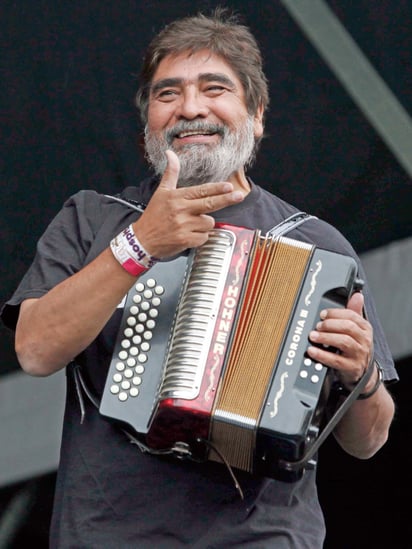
top-left (356, 361), bottom-right (383, 400)
top-left (337, 361), bottom-right (383, 400)
top-left (110, 224), bottom-right (159, 277)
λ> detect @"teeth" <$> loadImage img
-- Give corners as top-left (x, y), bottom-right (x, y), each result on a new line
top-left (178, 130), bottom-right (213, 138)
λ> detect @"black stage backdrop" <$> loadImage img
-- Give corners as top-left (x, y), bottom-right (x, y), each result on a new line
top-left (1, 1), bottom-right (411, 547)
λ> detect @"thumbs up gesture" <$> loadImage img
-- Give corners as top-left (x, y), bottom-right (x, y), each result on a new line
top-left (132, 150), bottom-right (245, 259)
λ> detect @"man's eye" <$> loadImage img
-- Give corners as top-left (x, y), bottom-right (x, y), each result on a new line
top-left (157, 89), bottom-right (178, 99)
top-left (206, 85), bottom-right (225, 92)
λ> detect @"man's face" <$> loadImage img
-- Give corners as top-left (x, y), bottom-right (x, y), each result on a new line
top-left (144, 49), bottom-right (263, 187)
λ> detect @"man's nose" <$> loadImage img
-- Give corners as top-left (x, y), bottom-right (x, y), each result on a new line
top-left (175, 88), bottom-right (209, 120)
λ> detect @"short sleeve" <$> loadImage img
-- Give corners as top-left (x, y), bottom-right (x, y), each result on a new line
top-left (1, 190), bottom-right (104, 330)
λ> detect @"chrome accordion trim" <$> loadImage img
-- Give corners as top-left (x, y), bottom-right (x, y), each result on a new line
top-left (158, 229), bottom-right (236, 400)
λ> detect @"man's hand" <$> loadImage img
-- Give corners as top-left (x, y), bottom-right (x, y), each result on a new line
top-left (132, 150), bottom-right (245, 258)
top-left (307, 292), bottom-right (374, 387)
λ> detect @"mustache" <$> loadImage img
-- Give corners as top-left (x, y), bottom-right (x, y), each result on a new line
top-left (165, 120), bottom-right (226, 144)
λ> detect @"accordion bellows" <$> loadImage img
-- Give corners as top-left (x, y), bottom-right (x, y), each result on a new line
top-left (100, 224), bottom-right (359, 481)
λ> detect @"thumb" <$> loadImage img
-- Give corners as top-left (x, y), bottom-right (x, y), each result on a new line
top-left (346, 291), bottom-right (364, 316)
top-left (158, 149), bottom-right (180, 190)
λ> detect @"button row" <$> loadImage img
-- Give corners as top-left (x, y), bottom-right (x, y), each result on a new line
top-left (109, 278), bottom-right (164, 401)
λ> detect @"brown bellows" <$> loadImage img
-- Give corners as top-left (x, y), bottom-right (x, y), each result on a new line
top-left (210, 237), bottom-right (312, 471)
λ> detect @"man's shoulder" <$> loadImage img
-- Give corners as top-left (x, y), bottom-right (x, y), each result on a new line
top-left (252, 183), bottom-right (356, 255)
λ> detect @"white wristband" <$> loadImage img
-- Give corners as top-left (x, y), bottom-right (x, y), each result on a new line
top-left (110, 224), bottom-right (158, 276)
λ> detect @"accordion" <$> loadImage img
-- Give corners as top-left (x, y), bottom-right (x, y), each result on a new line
top-left (100, 224), bottom-right (361, 481)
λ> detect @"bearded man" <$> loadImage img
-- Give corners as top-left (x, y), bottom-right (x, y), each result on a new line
top-left (1, 10), bottom-right (396, 549)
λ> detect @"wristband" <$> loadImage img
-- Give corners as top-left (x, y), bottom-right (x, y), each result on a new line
top-left (337, 361), bottom-right (383, 400)
top-left (110, 224), bottom-right (158, 277)
top-left (356, 361), bottom-right (383, 400)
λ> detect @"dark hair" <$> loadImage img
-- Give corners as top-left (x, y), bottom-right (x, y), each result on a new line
top-left (136, 8), bottom-right (269, 124)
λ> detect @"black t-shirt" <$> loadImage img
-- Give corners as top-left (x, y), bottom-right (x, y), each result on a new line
top-left (1, 177), bottom-right (397, 548)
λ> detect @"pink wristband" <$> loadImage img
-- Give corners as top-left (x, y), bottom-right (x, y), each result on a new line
top-left (110, 225), bottom-right (157, 277)
top-left (119, 256), bottom-right (149, 277)
top-left (121, 225), bottom-right (158, 269)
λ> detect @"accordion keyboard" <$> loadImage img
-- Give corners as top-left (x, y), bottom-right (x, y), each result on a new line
top-left (159, 229), bottom-right (235, 400)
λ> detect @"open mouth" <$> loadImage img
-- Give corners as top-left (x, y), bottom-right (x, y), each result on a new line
top-left (167, 123), bottom-right (225, 144)
top-left (176, 129), bottom-right (216, 139)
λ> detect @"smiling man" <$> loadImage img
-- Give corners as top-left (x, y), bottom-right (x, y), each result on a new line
top-left (143, 49), bottom-right (263, 189)
top-left (1, 9), bottom-right (397, 549)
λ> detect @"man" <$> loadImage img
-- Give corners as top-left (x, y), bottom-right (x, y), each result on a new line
top-left (1, 10), bottom-right (397, 548)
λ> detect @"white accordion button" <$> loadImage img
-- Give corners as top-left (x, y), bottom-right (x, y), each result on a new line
top-left (121, 339), bottom-right (131, 349)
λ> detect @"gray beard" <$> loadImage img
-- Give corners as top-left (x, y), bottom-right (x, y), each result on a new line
top-left (144, 116), bottom-right (256, 187)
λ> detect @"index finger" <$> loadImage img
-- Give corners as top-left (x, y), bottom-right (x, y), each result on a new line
top-left (183, 182), bottom-right (245, 214)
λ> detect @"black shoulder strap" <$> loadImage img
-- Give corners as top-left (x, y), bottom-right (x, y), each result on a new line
top-left (104, 197), bottom-right (315, 238)
top-left (103, 194), bottom-right (147, 213)
top-left (266, 211), bottom-right (317, 238)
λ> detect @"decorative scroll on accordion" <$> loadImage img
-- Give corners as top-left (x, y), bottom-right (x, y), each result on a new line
top-left (100, 224), bottom-right (359, 481)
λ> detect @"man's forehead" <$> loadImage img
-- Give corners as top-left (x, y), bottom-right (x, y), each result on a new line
top-left (151, 49), bottom-right (241, 85)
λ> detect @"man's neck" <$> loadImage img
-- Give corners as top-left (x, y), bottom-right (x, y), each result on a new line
top-left (228, 168), bottom-right (251, 195)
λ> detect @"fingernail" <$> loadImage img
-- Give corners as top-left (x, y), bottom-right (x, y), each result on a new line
top-left (309, 330), bottom-right (319, 341)
top-left (319, 309), bottom-right (327, 319)
top-left (231, 191), bottom-right (244, 201)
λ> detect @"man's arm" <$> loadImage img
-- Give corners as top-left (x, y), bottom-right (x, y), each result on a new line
top-left (307, 291), bottom-right (395, 458)
top-left (15, 151), bottom-right (245, 377)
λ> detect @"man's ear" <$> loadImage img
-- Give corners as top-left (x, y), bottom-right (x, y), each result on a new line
top-left (253, 103), bottom-right (264, 139)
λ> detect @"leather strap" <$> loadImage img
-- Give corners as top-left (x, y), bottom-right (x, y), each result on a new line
top-left (266, 211), bottom-right (317, 238)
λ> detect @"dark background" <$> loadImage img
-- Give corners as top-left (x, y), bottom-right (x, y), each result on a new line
top-left (1, 1), bottom-right (411, 547)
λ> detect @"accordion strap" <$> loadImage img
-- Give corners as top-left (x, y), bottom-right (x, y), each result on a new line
top-left (279, 356), bottom-right (376, 473)
top-left (104, 196), bottom-right (316, 240)
top-left (104, 194), bottom-right (146, 213)
top-left (267, 211), bottom-right (317, 238)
